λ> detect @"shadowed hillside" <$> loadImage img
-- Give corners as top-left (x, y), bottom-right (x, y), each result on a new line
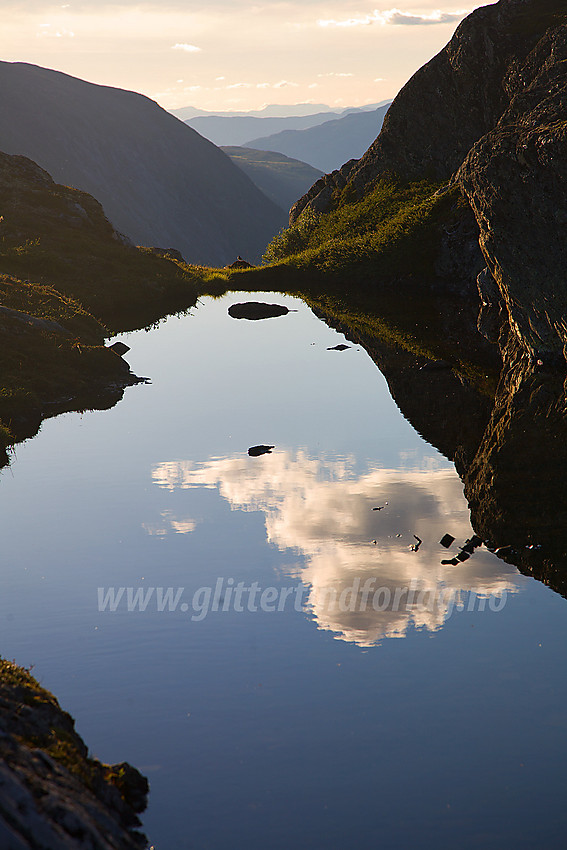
top-left (0, 61), bottom-right (285, 266)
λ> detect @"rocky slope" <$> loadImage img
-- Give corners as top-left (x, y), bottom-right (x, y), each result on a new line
top-left (0, 658), bottom-right (148, 849)
top-left (0, 61), bottom-right (285, 266)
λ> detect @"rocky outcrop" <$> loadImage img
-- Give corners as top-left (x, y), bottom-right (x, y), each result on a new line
top-left (289, 160), bottom-right (357, 224)
top-left (0, 659), bottom-right (148, 849)
top-left (291, 1), bottom-right (567, 359)
top-left (292, 0), bottom-right (566, 223)
top-left (458, 22), bottom-right (567, 357)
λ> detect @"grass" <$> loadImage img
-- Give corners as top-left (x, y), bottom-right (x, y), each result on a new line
top-left (262, 176), bottom-right (456, 282)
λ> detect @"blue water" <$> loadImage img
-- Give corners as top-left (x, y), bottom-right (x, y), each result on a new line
top-left (0, 292), bottom-right (565, 849)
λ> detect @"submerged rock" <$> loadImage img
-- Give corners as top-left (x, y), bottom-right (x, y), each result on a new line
top-left (228, 302), bottom-right (291, 320)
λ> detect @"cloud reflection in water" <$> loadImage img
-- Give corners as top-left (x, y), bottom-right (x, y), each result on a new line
top-left (150, 451), bottom-right (522, 645)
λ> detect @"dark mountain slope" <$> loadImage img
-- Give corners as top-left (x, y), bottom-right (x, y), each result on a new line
top-left (0, 61), bottom-right (285, 265)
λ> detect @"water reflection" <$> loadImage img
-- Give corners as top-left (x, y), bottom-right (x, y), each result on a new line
top-left (150, 450), bottom-right (522, 645)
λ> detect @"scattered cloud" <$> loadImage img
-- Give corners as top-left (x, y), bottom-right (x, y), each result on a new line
top-left (318, 8), bottom-right (471, 28)
top-left (224, 79), bottom-right (299, 90)
top-left (36, 24), bottom-right (74, 37)
top-left (171, 42), bottom-right (201, 52)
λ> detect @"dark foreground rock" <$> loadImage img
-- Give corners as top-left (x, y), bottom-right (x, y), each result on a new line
top-left (228, 302), bottom-right (291, 320)
top-left (0, 658), bottom-right (148, 849)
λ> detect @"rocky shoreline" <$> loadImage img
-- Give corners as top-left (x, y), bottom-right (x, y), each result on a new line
top-left (0, 659), bottom-right (149, 849)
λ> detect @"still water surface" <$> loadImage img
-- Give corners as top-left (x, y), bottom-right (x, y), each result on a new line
top-left (1, 292), bottom-right (566, 848)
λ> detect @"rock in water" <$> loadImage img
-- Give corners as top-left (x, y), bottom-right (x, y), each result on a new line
top-left (228, 302), bottom-right (290, 320)
top-left (108, 341), bottom-right (131, 357)
top-left (327, 344), bottom-right (350, 351)
top-left (248, 445), bottom-right (275, 456)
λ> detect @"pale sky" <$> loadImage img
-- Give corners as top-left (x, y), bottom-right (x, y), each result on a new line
top-left (1, 2), bottom-right (487, 112)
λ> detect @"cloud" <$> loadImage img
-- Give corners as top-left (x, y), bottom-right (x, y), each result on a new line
top-left (318, 8), bottom-right (471, 28)
top-left (317, 72), bottom-right (354, 78)
top-left (36, 23), bottom-right (74, 37)
top-left (273, 79), bottom-right (299, 88)
top-left (171, 42), bottom-right (201, 52)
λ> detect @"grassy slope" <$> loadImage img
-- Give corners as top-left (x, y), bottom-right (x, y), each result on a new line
top-left (262, 176), bottom-right (457, 281)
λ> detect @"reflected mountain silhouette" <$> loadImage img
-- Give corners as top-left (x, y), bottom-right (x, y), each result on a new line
top-left (304, 291), bottom-right (567, 599)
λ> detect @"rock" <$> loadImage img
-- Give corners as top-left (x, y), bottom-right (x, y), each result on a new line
top-left (148, 246), bottom-right (185, 262)
top-left (420, 360), bottom-right (451, 371)
top-left (0, 306), bottom-right (71, 337)
top-left (458, 21), bottom-right (567, 357)
top-left (327, 344), bottom-right (350, 351)
top-left (108, 341), bottom-right (131, 356)
top-left (226, 255), bottom-right (254, 269)
top-left (440, 534), bottom-right (456, 548)
top-left (248, 445), bottom-right (275, 456)
top-left (228, 302), bottom-right (290, 320)
top-left (293, 0), bottom-right (567, 222)
top-left (0, 658), bottom-right (148, 849)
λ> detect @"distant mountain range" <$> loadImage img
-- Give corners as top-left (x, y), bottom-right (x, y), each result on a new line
top-left (0, 61), bottom-right (285, 265)
top-left (173, 102), bottom-right (388, 121)
top-left (181, 103), bottom-right (388, 148)
top-left (221, 147), bottom-right (323, 213)
top-left (173, 103), bottom-right (340, 121)
top-left (244, 104), bottom-right (391, 173)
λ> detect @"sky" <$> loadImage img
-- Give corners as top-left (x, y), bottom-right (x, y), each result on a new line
top-left (1, 2), bottom-right (488, 113)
